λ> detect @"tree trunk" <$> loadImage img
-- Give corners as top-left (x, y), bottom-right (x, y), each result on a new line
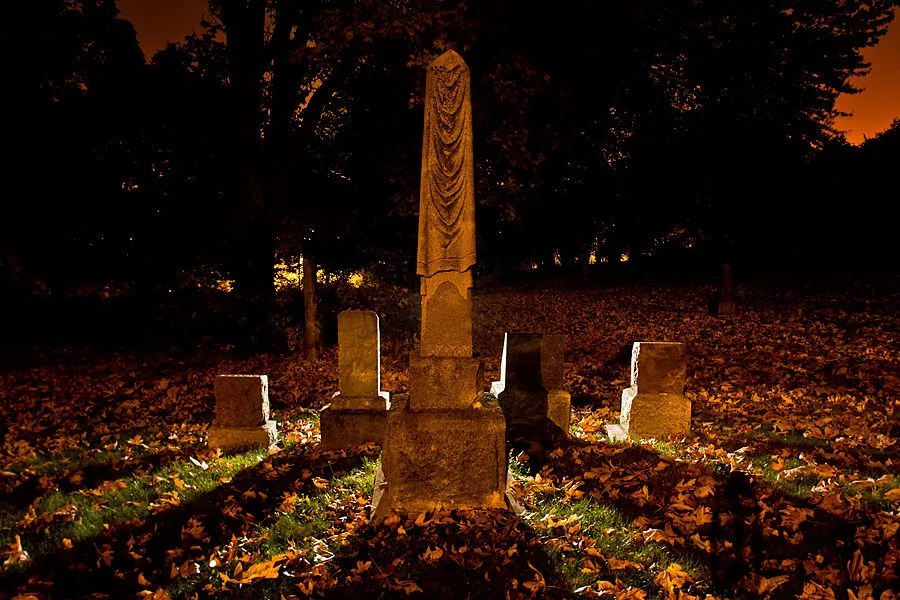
top-left (302, 254), bottom-right (322, 360)
top-left (220, 0), bottom-right (273, 342)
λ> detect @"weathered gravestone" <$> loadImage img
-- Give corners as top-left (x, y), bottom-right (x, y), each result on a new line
top-left (715, 264), bottom-right (736, 315)
top-left (208, 375), bottom-right (278, 452)
top-left (320, 310), bottom-right (391, 449)
top-left (605, 342), bottom-right (690, 439)
top-left (490, 333), bottom-right (571, 439)
top-left (373, 50), bottom-right (507, 520)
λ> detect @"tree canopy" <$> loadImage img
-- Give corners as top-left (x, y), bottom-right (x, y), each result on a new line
top-left (1, 0), bottom-right (896, 313)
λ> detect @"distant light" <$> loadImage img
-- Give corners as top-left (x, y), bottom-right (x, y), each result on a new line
top-left (620, 252), bottom-right (630, 263)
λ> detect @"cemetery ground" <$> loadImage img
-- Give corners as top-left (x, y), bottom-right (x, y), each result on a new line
top-left (1, 277), bottom-right (898, 600)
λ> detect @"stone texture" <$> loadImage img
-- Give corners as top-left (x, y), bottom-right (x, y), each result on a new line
top-left (416, 49), bottom-right (476, 359)
top-left (321, 311), bottom-right (390, 449)
top-left (338, 310), bottom-right (383, 398)
top-left (540, 334), bottom-right (566, 390)
top-left (608, 342), bottom-right (691, 439)
top-left (208, 422), bottom-right (278, 453)
top-left (420, 274), bottom-right (473, 357)
top-left (373, 51), bottom-right (507, 521)
top-left (619, 387), bottom-right (691, 437)
top-left (329, 393), bottom-right (389, 411)
top-left (416, 50), bottom-right (476, 281)
top-left (209, 375), bottom-right (277, 452)
top-left (319, 405), bottom-right (388, 450)
top-left (491, 333), bottom-right (570, 436)
top-left (547, 390), bottom-right (572, 431)
top-left (631, 342), bottom-right (687, 394)
top-left (214, 374), bottom-right (270, 427)
top-left (408, 353), bottom-right (483, 410)
top-left (373, 396), bottom-right (507, 521)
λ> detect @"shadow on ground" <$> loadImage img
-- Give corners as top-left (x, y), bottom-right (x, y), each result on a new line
top-left (538, 436), bottom-right (893, 599)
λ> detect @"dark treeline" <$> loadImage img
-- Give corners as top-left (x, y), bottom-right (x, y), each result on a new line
top-left (1, 0), bottom-right (897, 351)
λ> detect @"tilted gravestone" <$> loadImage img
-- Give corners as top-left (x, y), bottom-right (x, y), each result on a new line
top-left (320, 310), bottom-right (390, 449)
top-left (373, 50), bottom-right (507, 521)
top-left (491, 333), bottom-right (570, 437)
top-left (208, 375), bottom-right (278, 452)
top-left (606, 342), bottom-right (691, 439)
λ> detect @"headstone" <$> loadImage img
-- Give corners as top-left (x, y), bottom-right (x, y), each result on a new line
top-left (373, 50), bottom-right (508, 521)
top-left (320, 311), bottom-right (391, 449)
top-left (491, 333), bottom-right (570, 437)
top-left (208, 375), bottom-right (278, 452)
top-left (606, 342), bottom-right (691, 439)
top-left (715, 263), bottom-right (736, 315)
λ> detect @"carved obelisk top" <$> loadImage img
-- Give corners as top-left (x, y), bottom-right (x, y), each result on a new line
top-left (417, 50), bottom-right (476, 358)
top-left (416, 49), bottom-right (476, 279)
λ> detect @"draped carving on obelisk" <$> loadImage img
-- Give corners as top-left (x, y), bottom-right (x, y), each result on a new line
top-left (372, 50), bottom-right (508, 521)
top-left (417, 50), bottom-right (476, 278)
top-left (417, 50), bottom-right (476, 358)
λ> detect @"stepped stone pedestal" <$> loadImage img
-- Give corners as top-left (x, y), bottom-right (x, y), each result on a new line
top-left (373, 395), bottom-right (507, 520)
top-left (606, 342), bottom-right (691, 440)
top-left (208, 375), bottom-right (278, 452)
top-left (320, 311), bottom-right (390, 450)
top-left (372, 50), bottom-right (508, 521)
top-left (491, 333), bottom-right (570, 438)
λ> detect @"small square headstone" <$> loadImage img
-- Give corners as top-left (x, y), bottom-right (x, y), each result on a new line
top-left (214, 374), bottom-right (270, 427)
top-left (208, 375), bottom-right (277, 452)
top-left (631, 342), bottom-right (686, 394)
top-left (491, 333), bottom-right (570, 437)
top-left (607, 341), bottom-right (690, 439)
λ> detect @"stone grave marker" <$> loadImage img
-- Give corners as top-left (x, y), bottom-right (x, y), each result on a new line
top-left (208, 374), bottom-right (278, 452)
top-left (373, 50), bottom-right (508, 521)
top-left (490, 333), bottom-right (570, 437)
top-left (606, 342), bottom-right (691, 439)
top-left (320, 310), bottom-right (391, 449)
top-left (716, 263), bottom-right (737, 315)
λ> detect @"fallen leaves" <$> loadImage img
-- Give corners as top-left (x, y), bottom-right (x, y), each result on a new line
top-left (220, 555), bottom-right (284, 585)
top-left (1, 535), bottom-right (29, 567)
top-left (654, 563), bottom-right (692, 592)
top-left (1, 283), bottom-right (899, 598)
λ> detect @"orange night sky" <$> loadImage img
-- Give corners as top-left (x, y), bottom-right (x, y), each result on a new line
top-left (118, 1), bottom-right (899, 144)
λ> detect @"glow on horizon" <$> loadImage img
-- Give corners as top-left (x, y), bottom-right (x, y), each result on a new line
top-left (834, 8), bottom-right (900, 145)
top-left (119, 1), bottom-right (899, 145)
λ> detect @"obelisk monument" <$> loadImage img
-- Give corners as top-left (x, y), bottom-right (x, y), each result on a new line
top-left (373, 50), bottom-right (507, 520)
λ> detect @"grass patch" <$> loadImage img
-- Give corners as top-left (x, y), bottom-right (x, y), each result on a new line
top-left (649, 439), bottom-right (690, 457)
top-left (768, 432), bottom-right (830, 449)
top-left (0, 446), bottom-right (269, 572)
top-left (525, 490), bottom-right (705, 596)
top-left (508, 454), bottom-right (540, 478)
top-left (841, 479), bottom-right (899, 512)
top-left (254, 455), bottom-right (379, 560)
top-left (187, 455), bottom-right (380, 599)
top-left (749, 455), bottom-right (817, 499)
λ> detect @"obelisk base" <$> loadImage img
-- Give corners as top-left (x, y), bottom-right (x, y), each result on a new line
top-left (372, 395), bottom-right (508, 522)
